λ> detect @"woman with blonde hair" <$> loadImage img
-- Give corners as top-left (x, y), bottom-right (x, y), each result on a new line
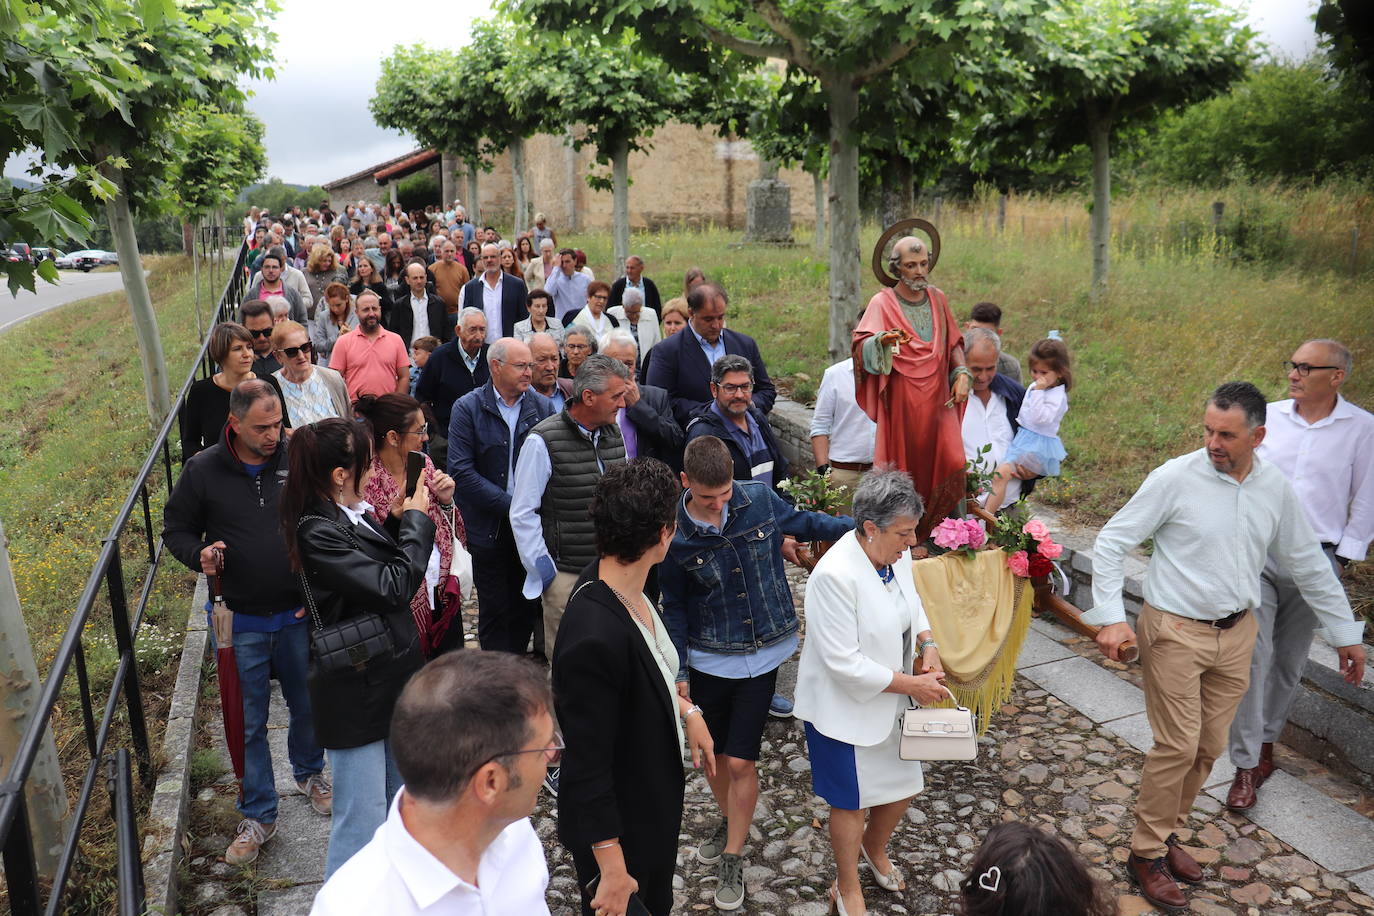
top-left (310, 282), bottom-right (357, 365)
top-left (305, 243), bottom-right (349, 317)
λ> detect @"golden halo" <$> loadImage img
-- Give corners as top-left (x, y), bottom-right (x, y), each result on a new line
top-left (872, 218), bottom-right (941, 288)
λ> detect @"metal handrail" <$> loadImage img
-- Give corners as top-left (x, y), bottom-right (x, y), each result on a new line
top-left (0, 242), bottom-right (249, 914)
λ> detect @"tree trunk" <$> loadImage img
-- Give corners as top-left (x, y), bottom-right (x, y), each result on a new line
top-left (879, 156), bottom-right (914, 229)
top-left (181, 220), bottom-right (195, 258)
top-left (611, 135), bottom-right (630, 278)
top-left (564, 129), bottom-right (580, 233)
top-left (440, 152), bottom-right (457, 210)
top-left (104, 168), bottom-right (171, 424)
top-left (1088, 109), bottom-right (1111, 301)
top-left (812, 168), bottom-right (826, 257)
top-left (466, 163), bottom-right (481, 226)
top-left (825, 77), bottom-right (862, 363)
top-left (0, 521), bottom-right (67, 881)
top-left (511, 136), bottom-right (529, 238)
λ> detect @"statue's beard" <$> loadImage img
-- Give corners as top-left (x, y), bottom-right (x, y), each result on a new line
top-left (901, 276), bottom-right (929, 293)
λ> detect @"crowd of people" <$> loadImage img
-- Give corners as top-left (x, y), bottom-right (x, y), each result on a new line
top-left (157, 200), bottom-right (1371, 916)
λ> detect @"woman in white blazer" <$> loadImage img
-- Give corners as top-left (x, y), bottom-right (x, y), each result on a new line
top-left (793, 469), bottom-right (948, 916)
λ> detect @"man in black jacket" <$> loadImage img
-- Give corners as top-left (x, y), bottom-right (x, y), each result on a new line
top-left (684, 354), bottom-right (790, 490)
top-left (161, 380), bottom-right (328, 867)
top-left (416, 307), bottom-right (490, 470)
top-left (386, 261), bottom-right (451, 347)
top-left (607, 253), bottom-right (662, 315)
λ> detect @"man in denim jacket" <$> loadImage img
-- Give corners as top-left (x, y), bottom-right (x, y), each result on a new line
top-left (661, 435), bottom-right (851, 911)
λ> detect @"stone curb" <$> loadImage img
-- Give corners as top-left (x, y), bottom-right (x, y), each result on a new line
top-left (142, 575), bottom-right (209, 916)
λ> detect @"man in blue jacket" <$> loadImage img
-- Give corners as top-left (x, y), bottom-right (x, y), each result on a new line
top-left (660, 435), bottom-right (851, 912)
top-left (447, 337), bottom-right (554, 655)
top-left (645, 283), bottom-right (776, 426)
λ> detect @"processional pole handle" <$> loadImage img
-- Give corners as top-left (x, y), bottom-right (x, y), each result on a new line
top-left (965, 505), bottom-right (1138, 664)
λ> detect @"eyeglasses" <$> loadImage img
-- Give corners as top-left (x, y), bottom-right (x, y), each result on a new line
top-left (488, 731), bottom-right (564, 767)
top-left (401, 423), bottom-right (429, 437)
top-left (1283, 360), bottom-right (1339, 377)
top-left (565, 343), bottom-right (590, 352)
top-left (278, 341), bottom-right (313, 359)
top-left (248, 327), bottom-right (273, 338)
top-left (717, 382), bottom-right (754, 394)
top-left (498, 360), bottom-right (535, 372)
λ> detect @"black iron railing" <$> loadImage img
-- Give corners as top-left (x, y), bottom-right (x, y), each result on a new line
top-left (0, 242), bottom-right (249, 915)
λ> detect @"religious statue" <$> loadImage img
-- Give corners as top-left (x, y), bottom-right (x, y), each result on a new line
top-left (852, 227), bottom-right (972, 540)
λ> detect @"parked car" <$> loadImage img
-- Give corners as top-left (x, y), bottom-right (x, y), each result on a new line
top-left (31, 247), bottom-right (64, 263)
top-left (67, 249), bottom-right (118, 271)
top-left (3, 242), bottom-right (32, 264)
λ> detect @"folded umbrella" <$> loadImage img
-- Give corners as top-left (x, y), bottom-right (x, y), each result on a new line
top-left (208, 549), bottom-right (245, 785)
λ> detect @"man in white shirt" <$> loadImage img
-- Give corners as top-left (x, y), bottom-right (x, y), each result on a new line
top-left (1226, 338), bottom-right (1374, 809)
top-left (809, 357), bottom-right (876, 515)
top-left (310, 651), bottom-right (555, 916)
top-left (544, 248), bottom-right (591, 321)
top-left (956, 328), bottom-right (1037, 509)
top-left (1087, 381), bottom-right (1366, 912)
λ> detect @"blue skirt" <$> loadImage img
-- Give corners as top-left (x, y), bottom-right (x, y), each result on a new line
top-left (803, 720), bottom-right (924, 810)
top-left (1004, 427), bottom-right (1067, 477)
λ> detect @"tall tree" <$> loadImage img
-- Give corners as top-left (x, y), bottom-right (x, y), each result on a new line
top-left (1008, 0), bottom-right (1252, 297)
top-left (503, 0), bottom-right (1046, 358)
top-left (172, 103), bottom-right (267, 253)
top-left (6, 0), bottom-right (276, 422)
top-left (505, 29), bottom-right (714, 275)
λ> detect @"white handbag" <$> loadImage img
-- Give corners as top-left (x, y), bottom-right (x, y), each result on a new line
top-left (899, 686), bottom-right (977, 761)
top-left (445, 507), bottom-right (474, 601)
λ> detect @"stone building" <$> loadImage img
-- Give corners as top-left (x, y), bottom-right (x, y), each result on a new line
top-left (321, 123), bottom-right (823, 232)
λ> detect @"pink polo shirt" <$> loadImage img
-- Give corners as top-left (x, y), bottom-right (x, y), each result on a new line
top-left (327, 326), bottom-right (410, 400)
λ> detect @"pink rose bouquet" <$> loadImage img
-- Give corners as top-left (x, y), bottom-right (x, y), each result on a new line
top-left (1006, 550), bottom-right (1031, 577)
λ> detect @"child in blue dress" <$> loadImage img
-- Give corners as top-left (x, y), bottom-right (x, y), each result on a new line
top-left (988, 337), bottom-right (1071, 511)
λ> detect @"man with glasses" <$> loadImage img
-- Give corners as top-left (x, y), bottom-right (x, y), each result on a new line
top-left (448, 337), bottom-right (554, 657)
top-left (241, 299), bottom-right (282, 377)
top-left (1225, 339), bottom-right (1373, 810)
top-left (685, 355), bottom-right (790, 491)
top-left (310, 650), bottom-right (555, 915)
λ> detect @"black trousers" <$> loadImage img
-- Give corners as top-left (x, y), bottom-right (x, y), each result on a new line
top-left (471, 520), bottom-right (541, 654)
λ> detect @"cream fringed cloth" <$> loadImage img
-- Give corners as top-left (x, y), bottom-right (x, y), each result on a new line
top-left (911, 549), bottom-right (1033, 735)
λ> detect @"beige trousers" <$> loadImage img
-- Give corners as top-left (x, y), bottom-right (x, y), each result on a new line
top-left (542, 570), bottom-right (581, 664)
top-left (1132, 602), bottom-right (1258, 858)
top-left (827, 467), bottom-right (865, 517)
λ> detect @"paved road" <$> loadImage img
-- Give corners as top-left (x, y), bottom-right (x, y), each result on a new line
top-left (0, 268), bottom-right (128, 334)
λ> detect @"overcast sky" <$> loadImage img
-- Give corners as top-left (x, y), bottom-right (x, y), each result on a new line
top-left (1, 0), bottom-right (1326, 188)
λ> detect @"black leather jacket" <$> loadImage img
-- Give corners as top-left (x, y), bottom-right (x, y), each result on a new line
top-left (296, 504), bottom-right (435, 749)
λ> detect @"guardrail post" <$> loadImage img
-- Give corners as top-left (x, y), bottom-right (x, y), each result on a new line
top-left (0, 520), bottom-right (66, 881)
top-left (1, 789), bottom-right (41, 912)
top-left (104, 549), bottom-right (152, 788)
top-left (108, 750), bottom-right (144, 916)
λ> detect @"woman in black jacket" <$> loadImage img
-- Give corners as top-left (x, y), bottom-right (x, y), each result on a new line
top-left (281, 417), bottom-right (434, 878)
top-left (554, 459), bottom-right (716, 916)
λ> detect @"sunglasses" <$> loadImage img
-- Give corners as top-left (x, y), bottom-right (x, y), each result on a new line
top-left (249, 327), bottom-right (273, 339)
top-left (278, 341), bottom-right (313, 358)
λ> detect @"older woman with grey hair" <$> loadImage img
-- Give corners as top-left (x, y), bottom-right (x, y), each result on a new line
top-left (793, 468), bottom-right (948, 916)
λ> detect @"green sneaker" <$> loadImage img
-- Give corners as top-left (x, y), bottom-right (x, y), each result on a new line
top-left (713, 853), bottom-right (746, 911)
top-left (696, 819), bottom-right (729, 864)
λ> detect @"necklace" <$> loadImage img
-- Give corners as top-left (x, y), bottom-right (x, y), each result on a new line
top-left (605, 583), bottom-right (673, 673)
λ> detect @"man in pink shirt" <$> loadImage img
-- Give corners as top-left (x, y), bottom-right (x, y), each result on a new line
top-left (327, 291), bottom-right (410, 400)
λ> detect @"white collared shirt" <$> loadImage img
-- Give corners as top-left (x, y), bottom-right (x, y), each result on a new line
top-left (309, 791), bottom-right (550, 916)
top-left (961, 389), bottom-right (1020, 505)
top-left (1086, 448), bottom-right (1361, 647)
top-left (410, 294), bottom-right (431, 344)
top-left (482, 271), bottom-right (504, 344)
top-left (810, 358), bottom-right (876, 464)
top-left (1257, 396), bottom-right (1374, 561)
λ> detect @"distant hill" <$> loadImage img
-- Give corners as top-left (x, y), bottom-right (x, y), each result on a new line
top-left (237, 180), bottom-right (314, 204)
top-left (2, 175), bottom-right (41, 191)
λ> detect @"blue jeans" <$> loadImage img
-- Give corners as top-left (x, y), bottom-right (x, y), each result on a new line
top-left (325, 739), bottom-right (401, 877)
top-left (233, 622), bottom-right (325, 824)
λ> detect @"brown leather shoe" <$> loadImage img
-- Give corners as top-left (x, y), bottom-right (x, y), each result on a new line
top-left (1164, 833), bottom-right (1203, 884)
top-left (1227, 766), bottom-right (1260, 809)
top-left (1127, 854), bottom-right (1188, 911)
top-left (1257, 742), bottom-right (1275, 785)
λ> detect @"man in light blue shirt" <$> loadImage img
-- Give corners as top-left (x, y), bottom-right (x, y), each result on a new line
top-left (1086, 381), bottom-right (1365, 911)
top-left (543, 248), bottom-right (591, 321)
